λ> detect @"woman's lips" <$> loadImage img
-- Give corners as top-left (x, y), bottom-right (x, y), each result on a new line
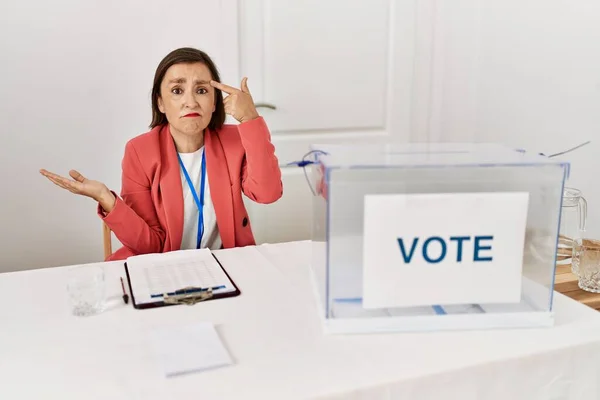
top-left (184, 113), bottom-right (200, 118)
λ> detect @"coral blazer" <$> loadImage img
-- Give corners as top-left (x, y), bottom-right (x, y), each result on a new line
top-left (99, 117), bottom-right (282, 261)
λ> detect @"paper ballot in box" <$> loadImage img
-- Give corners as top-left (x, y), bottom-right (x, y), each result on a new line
top-left (308, 143), bottom-right (568, 334)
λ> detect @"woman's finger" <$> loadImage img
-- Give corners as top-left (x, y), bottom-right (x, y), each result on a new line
top-left (210, 80), bottom-right (238, 95)
top-left (41, 169), bottom-right (80, 188)
top-left (69, 170), bottom-right (86, 183)
top-left (47, 173), bottom-right (82, 192)
top-left (240, 77), bottom-right (250, 94)
top-left (40, 169), bottom-right (66, 181)
top-left (46, 175), bottom-right (70, 190)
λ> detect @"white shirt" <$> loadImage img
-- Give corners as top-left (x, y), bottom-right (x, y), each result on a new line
top-left (178, 147), bottom-right (222, 250)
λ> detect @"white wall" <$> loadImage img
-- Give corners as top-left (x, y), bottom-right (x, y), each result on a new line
top-left (0, 0), bottom-right (238, 271)
top-left (417, 0), bottom-right (600, 237)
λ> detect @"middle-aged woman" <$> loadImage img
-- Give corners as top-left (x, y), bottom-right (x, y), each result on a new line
top-left (40, 47), bottom-right (283, 261)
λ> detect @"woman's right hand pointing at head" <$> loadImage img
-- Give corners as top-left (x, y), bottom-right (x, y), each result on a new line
top-left (39, 169), bottom-right (116, 213)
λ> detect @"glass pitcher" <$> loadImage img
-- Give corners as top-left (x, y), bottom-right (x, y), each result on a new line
top-left (557, 187), bottom-right (587, 270)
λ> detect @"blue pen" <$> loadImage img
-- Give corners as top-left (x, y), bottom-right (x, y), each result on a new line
top-left (151, 285), bottom-right (226, 298)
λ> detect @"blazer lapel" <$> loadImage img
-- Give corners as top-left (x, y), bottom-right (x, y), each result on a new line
top-left (205, 128), bottom-right (235, 248)
top-left (159, 125), bottom-right (184, 251)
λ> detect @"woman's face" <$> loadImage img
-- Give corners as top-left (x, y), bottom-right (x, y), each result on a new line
top-left (158, 62), bottom-right (216, 137)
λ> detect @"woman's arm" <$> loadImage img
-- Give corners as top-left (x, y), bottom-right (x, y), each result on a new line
top-left (99, 141), bottom-right (166, 255)
top-left (209, 78), bottom-right (282, 204)
top-left (237, 117), bottom-right (283, 204)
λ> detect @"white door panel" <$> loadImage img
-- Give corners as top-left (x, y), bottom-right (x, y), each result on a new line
top-left (260, 0), bottom-right (390, 133)
top-left (240, 0), bottom-right (417, 164)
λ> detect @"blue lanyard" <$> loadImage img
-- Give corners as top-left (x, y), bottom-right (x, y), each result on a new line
top-left (177, 150), bottom-right (206, 249)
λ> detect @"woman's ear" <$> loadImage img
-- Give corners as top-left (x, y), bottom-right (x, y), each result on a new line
top-left (158, 96), bottom-right (165, 113)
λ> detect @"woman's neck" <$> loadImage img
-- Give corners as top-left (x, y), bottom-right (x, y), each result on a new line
top-left (170, 127), bottom-right (204, 153)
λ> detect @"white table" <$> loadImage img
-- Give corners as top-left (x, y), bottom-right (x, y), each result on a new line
top-left (2, 241), bottom-right (600, 399)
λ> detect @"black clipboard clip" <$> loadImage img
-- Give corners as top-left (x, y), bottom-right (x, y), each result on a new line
top-left (162, 287), bottom-right (214, 306)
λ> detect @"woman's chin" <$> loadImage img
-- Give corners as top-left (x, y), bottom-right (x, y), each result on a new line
top-left (173, 121), bottom-right (207, 136)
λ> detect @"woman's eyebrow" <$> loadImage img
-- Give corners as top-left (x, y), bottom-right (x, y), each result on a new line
top-left (167, 78), bottom-right (210, 85)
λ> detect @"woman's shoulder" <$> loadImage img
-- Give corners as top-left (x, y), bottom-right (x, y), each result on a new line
top-left (120, 126), bottom-right (165, 171)
top-left (121, 125), bottom-right (166, 161)
top-left (126, 125), bottom-right (163, 150)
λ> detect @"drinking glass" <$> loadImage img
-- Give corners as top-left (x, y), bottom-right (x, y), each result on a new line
top-left (67, 265), bottom-right (106, 316)
top-left (572, 238), bottom-right (600, 293)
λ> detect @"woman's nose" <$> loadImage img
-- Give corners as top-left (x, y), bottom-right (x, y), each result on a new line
top-left (183, 91), bottom-right (199, 108)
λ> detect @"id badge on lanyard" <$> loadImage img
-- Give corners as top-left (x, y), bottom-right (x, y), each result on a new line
top-left (177, 150), bottom-right (206, 249)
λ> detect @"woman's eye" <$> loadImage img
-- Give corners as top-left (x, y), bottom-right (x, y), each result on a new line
top-left (197, 88), bottom-right (208, 94)
top-left (171, 88), bottom-right (182, 95)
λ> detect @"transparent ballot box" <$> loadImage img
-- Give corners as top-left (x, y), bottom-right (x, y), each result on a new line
top-left (309, 143), bottom-right (569, 334)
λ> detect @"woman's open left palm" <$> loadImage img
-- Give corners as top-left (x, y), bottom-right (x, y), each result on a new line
top-left (39, 169), bottom-right (108, 201)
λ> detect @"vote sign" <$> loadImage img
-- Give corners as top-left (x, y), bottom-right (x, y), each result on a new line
top-left (362, 192), bottom-right (529, 309)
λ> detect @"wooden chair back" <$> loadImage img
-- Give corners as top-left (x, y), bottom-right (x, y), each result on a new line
top-left (103, 222), bottom-right (112, 260)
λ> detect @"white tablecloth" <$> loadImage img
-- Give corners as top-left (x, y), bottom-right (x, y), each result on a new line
top-left (1, 241), bottom-right (600, 399)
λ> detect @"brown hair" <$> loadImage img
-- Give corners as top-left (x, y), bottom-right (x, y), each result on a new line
top-left (150, 47), bottom-right (225, 131)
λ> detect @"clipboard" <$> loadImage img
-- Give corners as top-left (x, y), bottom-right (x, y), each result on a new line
top-left (124, 251), bottom-right (241, 310)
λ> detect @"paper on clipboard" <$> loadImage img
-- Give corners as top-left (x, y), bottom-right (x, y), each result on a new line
top-left (126, 249), bottom-right (237, 306)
